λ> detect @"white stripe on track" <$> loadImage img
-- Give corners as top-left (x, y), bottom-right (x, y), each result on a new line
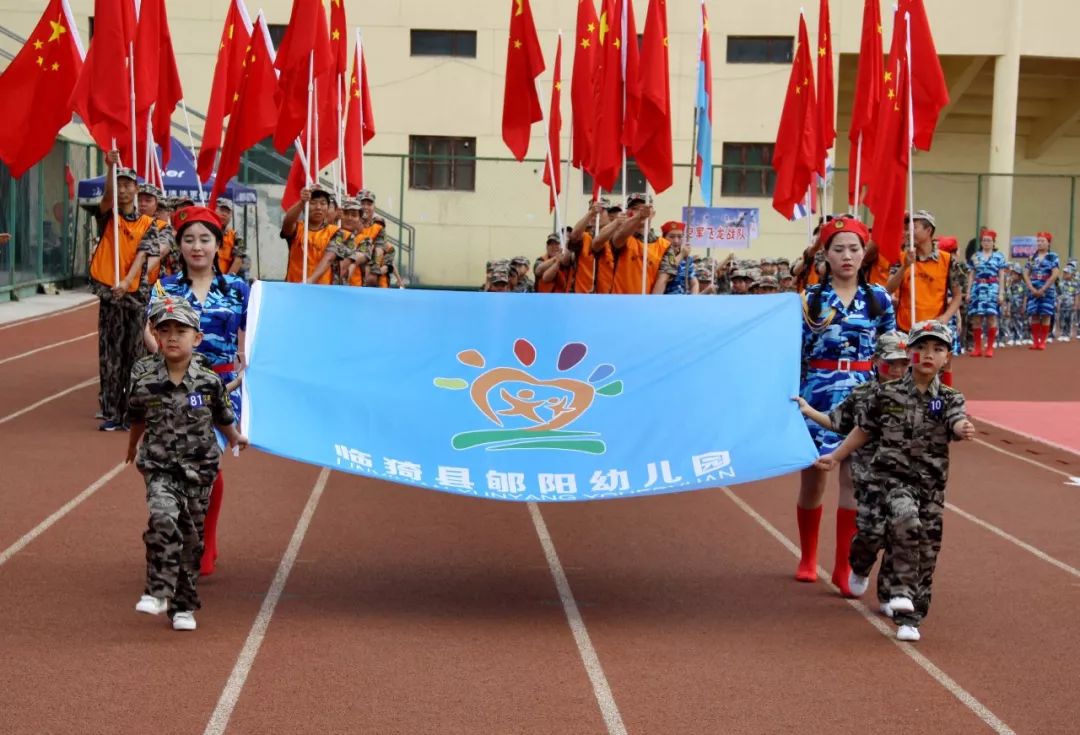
top-left (946, 502), bottom-right (1080, 580)
top-left (0, 377), bottom-right (97, 425)
top-left (0, 332), bottom-right (95, 366)
top-left (0, 462), bottom-right (126, 568)
top-left (203, 468), bottom-right (330, 735)
top-left (723, 488), bottom-right (1016, 735)
top-left (527, 502), bottom-right (627, 735)
top-left (0, 301), bottom-right (95, 330)
top-left (973, 437), bottom-right (1073, 478)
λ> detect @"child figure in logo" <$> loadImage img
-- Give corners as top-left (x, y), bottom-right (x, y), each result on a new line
top-left (816, 321), bottom-right (975, 642)
top-left (126, 299), bottom-right (248, 632)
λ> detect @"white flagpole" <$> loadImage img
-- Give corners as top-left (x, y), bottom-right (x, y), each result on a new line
top-left (563, 118), bottom-right (573, 233)
top-left (357, 31), bottom-right (366, 195)
top-left (538, 32), bottom-right (566, 250)
top-left (905, 12), bottom-right (916, 330)
top-left (805, 187), bottom-right (814, 246)
top-left (302, 50), bottom-right (314, 282)
top-left (144, 108), bottom-right (153, 181)
top-left (110, 138), bottom-right (121, 284)
top-left (128, 43), bottom-right (137, 177)
top-left (179, 100), bottom-right (205, 204)
top-left (337, 71), bottom-right (347, 196)
top-left (853, 133), bottom-right (863, 215)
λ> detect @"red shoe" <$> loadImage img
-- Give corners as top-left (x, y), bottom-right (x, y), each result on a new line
top-left (832, 508), bottom-right (858, 597)
top-left (984, 344), bottom-right (994, 357)
top-left (795, 505), bottom-right (823, 582)
top-left (970, 328), bottom-right (983, 357)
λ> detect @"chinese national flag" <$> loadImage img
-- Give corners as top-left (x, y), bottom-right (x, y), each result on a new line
top-left (501, 0), bottom-right (546, 161)
top-left (281, 68), bottom-right (342, 210)
top-left (71, 0), bottom-right (137, 160)
top-left (570, 0), bottom-right (599, 171)
top-left (591, 0), bottom-right (639, 193)
top-left (197, 0), bottom-right (253, 181)
top-left (847, 0), bottom-right (882, 206)
top-left (0, 0), bottom-right (85, 178)
top-left (863, 13), bottom-right (911, 264)
top-left (631, 0), bottom-right (673, 194)
top-left (344, 35), bottom-right (376, 195)
top-left (901, 0), bottom-right (949, 151)
top-left (771, 14), bottom-right (819, 220)
top-left (272, 0), bottom-right (334, 153)
top-left (542, 36), bottom-right (562, 212)
top-left (134, 0), bottom-right (183, 168)
top-left (329, 0), bottom-right (349, 76)
top-left (211, 18), bottom-right (279, 205)
top-left (816, 0), bottom-right (835, 160)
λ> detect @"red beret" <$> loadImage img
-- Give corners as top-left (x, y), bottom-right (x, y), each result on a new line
top-left (1037, 231), bottom-right (1053, 243)
top-left (661, 220), bottom-right (685, 236)
top-left (981, 230), bottom-right (997, 241)
top-left (816, 216), bottom-right (870, 249)
top-left (172, 205), bottom-right (223, 233)
top-left (937, 236), bottom-right (958, 253)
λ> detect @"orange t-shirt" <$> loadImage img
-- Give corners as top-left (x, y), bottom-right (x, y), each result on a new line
top-left (90, 212), bottom-right (155, 291)
top-left (610, 236), bottom-right (669, 295)
top-left (535, 257), bottom-right (570, 293)
top-left (592, 237), bottom-right (616, 295)
top-left (867, 253), bottom-right (892, 288)
top-left (286, 223), bottom-right (340, 284)
top-left (217, 229), bottom-right (238, 274)
top-left (896, 250), bottom-right (952, 332)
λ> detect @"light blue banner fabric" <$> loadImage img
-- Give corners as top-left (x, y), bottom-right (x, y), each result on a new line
top-left (242, 283), bottom-right (817, 502)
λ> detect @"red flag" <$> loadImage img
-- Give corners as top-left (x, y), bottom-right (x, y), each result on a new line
top-left (71, 0), bottom-right (137, 160)
top-left (900, 0), bottom-right (948, 151)
top-left (197, 0), bottom-right (253, 181)
top-left (272, 0), bottom-right (334, 153)
top-left (863, 12), bottom-right (911, 264)
top-left (846, 0), bottom-right (882, 205)
top-left (570, 0), bottom-right (600, 171)
top-left (328, 0), bottom-right (349, 75)
top-left (281, 68), bottom-right (341, 211)
top-left (770, 14), bottom-right (819, 220)
top-left (816, 0), bottom-right (835, 161)
top-left (143, 0), bottom-right (183, 168)
top-left (631, 0), bottom-right (672, 193)
top-left (542, 36), bottom-right (563, 212)
top-left (0, 0), bottom-right (85, 178)
top-left (591, 0), bottom-right (639, 192)
top-left (211, 17), bottom-right (280, 205)
top-left (501, 0), bottom-right (546, 161)
top-left (65, 164), bottom-right (76, 199)
top-left (344, 34), bottom-right (376, 196)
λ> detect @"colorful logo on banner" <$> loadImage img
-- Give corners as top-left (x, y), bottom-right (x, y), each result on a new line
top-left (434, 339), bottom-right (623, 454)
top-left (1010, 236), bottom-right (1038, 259)
top-left (681, 207), bottom-right (760, 249)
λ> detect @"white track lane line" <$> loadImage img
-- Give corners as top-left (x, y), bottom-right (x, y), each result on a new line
top-left (973, 437), bottom-right (1073, 478)
top-left (0, 332), bottom-right (95, 366)
top-left (527, 502), bottom-right (627, 735)
top-left (945, 502), bottom-right (1080, 580)
top-left (0, 377), bottom-right (97, 425)
top-left (723, 488), bottom-right (1016, 735)
top-left (973, 415), bottom-right (1080, 459)
top-left (0, 462), bottom-right (126, 568)
top-left (203, 468), bottom-right (330, 735)
top-left (0, 301), bottom-right (95, 331)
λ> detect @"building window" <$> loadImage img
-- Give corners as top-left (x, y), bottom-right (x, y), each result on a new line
top-left (721, 143), bottom-right (776, 197)
top-left (409, 136), bottom-right (476, 191)
top-left (410, 30), bottom-right (477, 58)
top-left (582, 159), bottom-right (646, 196)
top-left (266, 24), bottom-right (287, 51)
top-left (726, 36), bottom-right (793, 64)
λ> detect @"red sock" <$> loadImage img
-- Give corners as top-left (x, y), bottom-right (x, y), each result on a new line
top-left (940, 370), bottom-right (953, 387)
top-left (986, 327), bottom-right (998, 355)
top-left (971, 327), bottom-right (983, 355)
top-left (795, 505), bottom-right (823, 582)
top-left (201, 471), bottom-right (224, 576)
top-left (832, 508), bottom-right (858, 597)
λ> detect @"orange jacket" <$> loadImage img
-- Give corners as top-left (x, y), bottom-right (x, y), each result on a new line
top-left (286, 223), bottom-right (340, 284)
top-left (90, 212), bottom-right (155, 291)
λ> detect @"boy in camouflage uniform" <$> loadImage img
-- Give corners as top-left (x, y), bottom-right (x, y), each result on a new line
top-left (126, 299), bottom-right (248, 631)
top-left (1004, 264), bottom-right (1028, 345)
top-left (816, 321), bottom-right (975, 642)
top-left (1055, 263), bottom-right (1076, 340)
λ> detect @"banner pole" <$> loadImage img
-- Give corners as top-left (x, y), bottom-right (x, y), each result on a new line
top-left (302, 50), bottom-right (314, 283)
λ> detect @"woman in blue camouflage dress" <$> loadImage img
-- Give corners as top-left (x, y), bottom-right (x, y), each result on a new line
top-left (966, 230), bottom-right (1008, 357)
top-left (1024, 232), bottom-right (1061, 350)
top-left (147, 206), bottom-right (249, 577)
top-left (796, 216), bottom-right (896, 596)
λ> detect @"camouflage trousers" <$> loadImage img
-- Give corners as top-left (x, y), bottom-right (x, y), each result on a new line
top-left (851, 478), bottom-right (944, 628)
top-left (143, 473), bottom-right (210, 614)
top-left (848, 481), bottom-right (896, 605)
top-left (97, 295), bottom-right (146, 423)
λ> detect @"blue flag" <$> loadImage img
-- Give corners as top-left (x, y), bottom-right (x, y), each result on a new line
top-left (241, 284), bottom-right (817, 502)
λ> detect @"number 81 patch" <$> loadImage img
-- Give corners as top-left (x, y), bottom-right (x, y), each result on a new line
top-left (187, 392), bottom-right (207, 408)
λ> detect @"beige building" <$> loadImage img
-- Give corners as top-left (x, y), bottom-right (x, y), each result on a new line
top-left (2, 0), bottom-right (1078, 286)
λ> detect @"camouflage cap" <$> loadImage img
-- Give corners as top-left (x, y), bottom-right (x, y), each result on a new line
top-left (626, 192), bottom-right (653, 207)
top-left (115, 167), bottom-right (138, 182)
top-left (339, 197), bottom-right (361, 211)
top-left (137, 183), bottom-right (163, 198)
top-left (595, 195), bottom-right (620, 211)
top-left (215, 197), bottom-right (234, 210)
top-left (308, 185), bottom-right (335, 203)
top-left (151, 298), bottom-right (201, 330)
top-left (753, 275), bottom-right (779, 290)
top-left (356, 189), bottom-right (376, 202)
top-left (908, 320), bottom-right (953, 348)
top-left (510, 256), bottom-right (530, 267)
top-left (1009, 262), bottom-right (1024, 273)
top-left (909, 209), bottom-right (936, 228)
top-left (489, 264), bottom-right (511, 284)
top-left (875, 330), bottom-right (909, 361)
top-left (546, 232), bottom-right (562, 244)
top-left (731, 269), bottom-right (753, 281)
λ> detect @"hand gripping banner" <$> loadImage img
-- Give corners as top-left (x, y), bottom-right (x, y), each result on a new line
top-left (241, 283), bottom-right (817, 501)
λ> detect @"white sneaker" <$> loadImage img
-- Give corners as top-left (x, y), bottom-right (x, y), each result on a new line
top-left (897, 625), bottom-right (921, 642)
top-left (172, 611), bottom-right (197, 631)
top-left (888, 596), bottom-right (915, 614)
top-left (879, 602), bottom-right (894, 618)
top-left (848, 571), bottom-right (869, 597)
top-left (135, 595), bottom-right (167, 615)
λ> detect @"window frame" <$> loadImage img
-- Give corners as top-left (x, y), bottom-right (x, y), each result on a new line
top-left (720, 143), bottom-right (776, 198)
top-left (409, 29), bottom-right (478, 58)
top-left (725, 36), bottom-right (794, 64)
top-left (408, 136), bottom-right (477, 192)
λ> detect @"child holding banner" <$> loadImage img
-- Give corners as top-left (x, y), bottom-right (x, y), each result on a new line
top-left (796, 216), bottom-right (895, 597)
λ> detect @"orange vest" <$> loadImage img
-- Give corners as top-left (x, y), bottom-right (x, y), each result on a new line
top-left (867, 253), bottom-right (892, 288)
top-left (572, 234), bottom-right (597, 294)
top-left (611, 236), bottom-right (668, 295)
top-left (896, 250), bottom-right (952, 332)
top-left (146, 219), bottom-right (169, 285)
top-left (218, 229), bottom-right (238, 273)
top-left (536, 259), bottom-right (570, 293)
top-left (90, 211), bottom-right (155, 291)
top-left (287, 223), bottom-right (341, 284)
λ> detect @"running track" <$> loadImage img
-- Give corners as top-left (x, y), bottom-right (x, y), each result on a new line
top-left (1, 301), bottom-right (1078, 734)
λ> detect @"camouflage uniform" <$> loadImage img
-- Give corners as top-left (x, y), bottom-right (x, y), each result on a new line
top-left (511, 256), bottom-right (534, 292)
top-left (695, 257), bottom-right (718, 295)
top-left (660, 246), bottom-right (695, 294)
top-left (1005, 267), bottom-right (1028, 344)
top-left (853, 324), bottom-right (967, 629)
top-left (1056, 265), bottom-right (1077, 339)
top-left (127, 304), bottom-right (236, 616)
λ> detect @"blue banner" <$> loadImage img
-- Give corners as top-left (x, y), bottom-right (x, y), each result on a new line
top-left (241, 284), bottom-right (817, 502)
top-left (681, 207), bottom-right (760, 249)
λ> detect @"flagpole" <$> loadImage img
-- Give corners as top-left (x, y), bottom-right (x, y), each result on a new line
top-left (128, 43), bottom-right (138, 177)
top-left (687, 111), bottom-right (698, 210)
top-left (805, 187), bottom-right (814, 246)
top-left (302, 51), bottom-right (315, 282)
top-left (904, 11), bottom-right (916, 330)
top-left (179, 100), bottom-right (205, 204)
top-left (357, 31), bottom-right (366, 197)
top-left (337, 71), bottom-right (346, 196)
top-left (145, 109), bottom-right (153, 182)
top-left (110, 138), bottom-right (121, 284)
top-left (853, 133), bottom-right (863, 215)
top-left (563, 118), bottom-right (573, 235)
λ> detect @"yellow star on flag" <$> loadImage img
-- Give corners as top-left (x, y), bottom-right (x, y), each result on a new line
top-left (36, 55), bottom-right (44, 66)
top-left (599, 12), bottom-right (608, 44)
top-left (663, 37), bottom-right (668, 47)
top-left (795, 85), bottom-right (801, 95)
top-left (354, 89), bottom-right (360, 98)
top-left (877, 23), bottom-right (883, 34)
top-left (515, 0), bottom-right (523, 17)
top-left (33, 39), bottom-right (43, 50)
top-left (233, 93), bottom-right (239, 102)
top-left (555, 81), bottom-right (562, 90)
top-left (887, 87), bottom-right (895, 99)
top-left (894, 103), bottom-right (900, 112)
top-left (587, 22), bottom-right (595, 34)
top-left (884, 71), bottom-right (892, 82)
top-left (332, 29), bottom-right (340, 40)
top-left (581, 37), bottom-right (590, 49)
top-left (613, 37), bottom-right (620, 49)
top-left (47, 17), bottom-right (66, 43)
top-left (514, 39), bottom-right (522, 49)
top-left (51, 62), bottom-right (59, 71)
top-left (803, 78), bottom-right (809, 87)
top-left (228, 23), bottom-right (235, 40)
top-left (819, 47), bottom-right (826, 57)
